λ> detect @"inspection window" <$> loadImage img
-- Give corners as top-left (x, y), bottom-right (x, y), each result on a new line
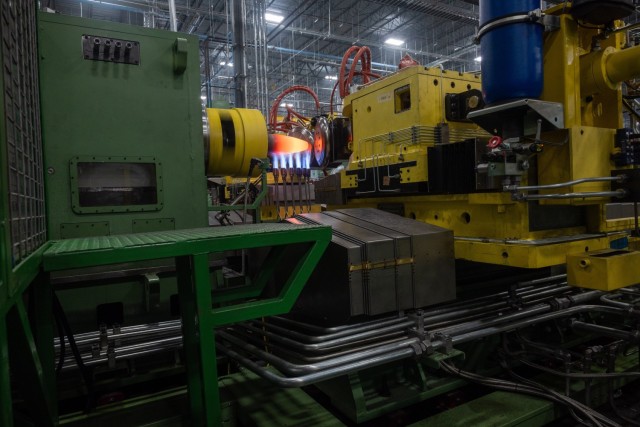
top-left (395, 85), bottom-right (411, 113)
top-left (70, 156), bottom-right (163, 214)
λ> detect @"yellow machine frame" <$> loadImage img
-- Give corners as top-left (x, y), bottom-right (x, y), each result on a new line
top-left (332, 8), bottom-right (640, 279)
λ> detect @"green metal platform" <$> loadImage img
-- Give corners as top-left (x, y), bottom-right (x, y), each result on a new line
top-left (39, 223), bottom-right (331, 427)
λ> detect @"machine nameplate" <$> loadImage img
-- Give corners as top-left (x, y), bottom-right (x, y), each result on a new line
top-left (377, 93), bottom-right (392, 103)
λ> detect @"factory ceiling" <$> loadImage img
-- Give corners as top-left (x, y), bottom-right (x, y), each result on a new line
top-left (43, 0), bottom-right (639, 117)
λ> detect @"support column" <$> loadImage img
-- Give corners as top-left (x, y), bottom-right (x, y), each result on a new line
top-left (32, 275), bottom-right (57, 421)
top-left (7, 299), bottom-right (55, 426)
top-left (0, 312), bottom-right (13, 427)
top-left (232, 0), bottom-right (247, 107)
top-left (177, 254), bottom-right (221, 427)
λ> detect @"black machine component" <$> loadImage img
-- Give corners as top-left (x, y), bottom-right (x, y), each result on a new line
top-left (613, 168), bottom-right (640, 202)
top-left (342, 138), bottom-right (497, 198)
top-left (528, 203), bottom-right (587, 232)
top-left (427, 139), bottom-right (479, 194)
top-left (613, 128), bottom-right (640, 166)
top-left (82, 35), bottom-right (141, 65)
top-left (310, 116), bottom-right (352, 168)
top-left (445, 89), bottom-right (485, 123)
top-left (286, 209), bottom-right (455, 325)
top-left (571, 0), bottom-right (636, 25)
top-left (313, 173), bottom-right (345, 205)
top-left (344, 161), bottom-right (419, 196)
top-left (330, 117), bottom-right (352, 165)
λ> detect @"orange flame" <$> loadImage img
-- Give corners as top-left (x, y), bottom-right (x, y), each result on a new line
top-left (268, 134), bottom-right (310, 155)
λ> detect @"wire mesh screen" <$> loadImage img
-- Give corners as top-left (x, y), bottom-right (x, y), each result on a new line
top-left (2, 0), bottom-right (46, 266)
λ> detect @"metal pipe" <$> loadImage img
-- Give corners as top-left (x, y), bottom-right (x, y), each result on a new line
top-left (59, 336), bottom-right (182, 371)
top-left (217, 343), bottom-right (417, 388)
top-left (231, 0), bottom-right (247, 107)
top-left (606, 44), bottom-right (640, 86)
top-left (55, 322), bottom-right (182, 350)
top-left (281, 168), bottom-right (289, 217)
top-left (274, 278), bottom-right (567, 332)
top-left (168, 0), bottom-right (178, 31)
top-left (254, 317), bottom-right (412, 344)
top-left (440, 291), bottom-right (605, 337)
top-left (505, 176), bottom-right (624, 192)
top-left (453, 305), bottom-right (635, 344)
top-left (514, 190), bottom-right (627, 201)
top-left (240, 322), bottom-right (408, 354)
top-left (571, 320), bottom-right (640, 341)
top-left (218, 330), bottom-right (421, 376)
top-left (220, 305), bottom-right (634, 388)
top-left (600, 294), bottom-right (634, 309)
top-left (268, 281), bottom-right (569, 336)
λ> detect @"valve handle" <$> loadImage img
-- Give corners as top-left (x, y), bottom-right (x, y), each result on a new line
top-left (487, 136), bottom-right (503, 149)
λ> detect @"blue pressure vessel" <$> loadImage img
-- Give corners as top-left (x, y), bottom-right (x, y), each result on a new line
top-left (479, 0), bottom-right (543, 105)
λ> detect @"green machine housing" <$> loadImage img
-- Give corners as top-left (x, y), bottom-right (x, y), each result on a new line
top-left (38, 12), bottom-right (208, 239)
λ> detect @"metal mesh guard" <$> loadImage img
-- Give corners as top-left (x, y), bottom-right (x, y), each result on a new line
top-left (2, 0), bottom-right (46, 265)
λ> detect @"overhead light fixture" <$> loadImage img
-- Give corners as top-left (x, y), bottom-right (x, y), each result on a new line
top-left (474, 56), bottom-right (482, 62)
top-left (324, 75), bottom-right (338, 81)
top-left (220, 61), bottom-right (233, 67)
top-left (385, 38), bottom-right (404, 46)
top-left (280, 103), bottom-right (294, 107)
top-left (265, 12), bottom-right (284, 24)
top-left (200, 95), bottom-right (206, 100)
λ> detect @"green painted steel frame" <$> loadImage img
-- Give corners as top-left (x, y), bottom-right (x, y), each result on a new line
top-left (0, 247), bottom-right (57, 427)
top-left (42, 223), bottom-right (330, 426)
top-left (38, 12), bottom-right (209, 239)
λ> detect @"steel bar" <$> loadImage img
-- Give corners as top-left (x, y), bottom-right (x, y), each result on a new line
top-left (168, 0), bottom-right (177, 31)
top-left (218, 330), bottom-right (421, 376)
top-left (514, 190), bottom-right (627, 201)
top-left (217, 343), bottom-right (417, 388)
top-left (453, 305), bottom-right (634, 344)
top-left (571, 320), bottom-right (640, 341)
top-left (505, 176), bottom-right (625, 192)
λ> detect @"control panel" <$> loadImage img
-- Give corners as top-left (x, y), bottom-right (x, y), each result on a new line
top-left (82, 34), bottom-right (140, 65)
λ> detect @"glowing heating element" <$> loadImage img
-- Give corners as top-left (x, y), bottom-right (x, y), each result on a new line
top-left (268, 134), bottom-right (312, 170)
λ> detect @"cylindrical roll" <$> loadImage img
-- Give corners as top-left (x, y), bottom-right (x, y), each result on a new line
top-left (479, 0), bottom-right (543, 104)
top-left (204, 108), bottom-right (268, 177)
top-left (581, 44), bottom-right (640, 95)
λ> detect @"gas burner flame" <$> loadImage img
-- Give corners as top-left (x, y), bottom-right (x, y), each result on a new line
top-left (268, 133), bottom-right (313, 170)
top-left (268, 134), bottom-right (309, 155)
top-left (303, 149), bottom-right (311, 169)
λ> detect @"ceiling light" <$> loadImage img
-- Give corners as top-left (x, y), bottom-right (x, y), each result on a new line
top-left (385, 38), bottom-right (404, 46)
top-left (200, 96), bottom-right (206, 100)
top-left (325, 75), bottom-right (338, 81)
top-left (474, 56), bottom-right (482, 62)
top-left (265, 12), bottom-right (284, 24)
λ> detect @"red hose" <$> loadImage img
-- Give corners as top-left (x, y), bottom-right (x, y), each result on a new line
top-left (331, 46), bottom-right (380, 114)
top-left (269, 85), bottom-right (320, 131)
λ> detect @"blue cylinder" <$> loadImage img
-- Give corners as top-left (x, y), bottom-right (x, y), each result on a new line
top-left (479, 0), bottom-right (543, 105)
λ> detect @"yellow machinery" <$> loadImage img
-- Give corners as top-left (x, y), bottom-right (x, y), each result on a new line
top-left (318, 5), bottom-right (640, 284)
top-left (204, 108), bottom-right (268, 177)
